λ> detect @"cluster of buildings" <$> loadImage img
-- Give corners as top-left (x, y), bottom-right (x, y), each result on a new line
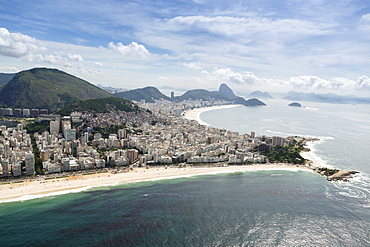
top-left (0, 108), bottom-right (49, 117)
top-left (0, 124), bottom-right (35, 177)
top-left (83, 110), bottom-right (162, 127)
top-left (0, 98), bottom-right (294, 177)
top-left (127, 117), bottom-right (291, 166)
top-left (35, 114), bottom-right (141, 174)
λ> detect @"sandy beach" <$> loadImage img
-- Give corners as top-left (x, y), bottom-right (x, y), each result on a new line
top-left (183, 104), bottom-right (242, 125)
top-left (0, 164), bottom-right (313, 203)
top-left (0, 104), bottom-right (325, 203)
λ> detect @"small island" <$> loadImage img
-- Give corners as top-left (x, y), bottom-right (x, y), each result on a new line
top-left (233, 97), bottom-right (267, 107)
top-left (288, 102), bottom-right (302, 107)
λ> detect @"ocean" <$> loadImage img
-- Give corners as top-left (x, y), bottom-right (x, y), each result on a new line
top-left (1, 99), bottom-right (369, 246)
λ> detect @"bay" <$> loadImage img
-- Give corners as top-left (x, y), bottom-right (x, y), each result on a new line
top-left (1, 99), bottom-right (369, 246)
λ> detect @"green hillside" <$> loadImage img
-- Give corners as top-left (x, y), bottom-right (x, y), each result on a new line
top-left (114, 86), bottom-right (170, 103)
top-left (0, 68), bottom-right (111, 112)
top-left (175, 89), bottom-right (230, 101)
top-left (0, 73), bottom-right (16, 86)
top-left (56, 97), bottom-right (141, 115)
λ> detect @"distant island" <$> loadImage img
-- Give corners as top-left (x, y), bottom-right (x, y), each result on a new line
top-left (248, 90), bottom-right (273, 99)
top-left (288, 102), bottom-right (302, 107)
top-left (283, 91), bottom-right (370, 105)
top-left (234, 97), bottom-right (267, 107)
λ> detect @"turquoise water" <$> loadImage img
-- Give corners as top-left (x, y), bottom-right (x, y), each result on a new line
top-left (1, 99), bottom-right (369, 246)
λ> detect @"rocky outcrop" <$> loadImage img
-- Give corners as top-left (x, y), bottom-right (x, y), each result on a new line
top-left (314, 167), bottom-right (359, 182)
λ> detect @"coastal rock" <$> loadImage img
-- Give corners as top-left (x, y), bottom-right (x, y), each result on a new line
top-left (327, 170), bottom-right (359, 181)
top-left (314, 167), bottom-right (359, 182)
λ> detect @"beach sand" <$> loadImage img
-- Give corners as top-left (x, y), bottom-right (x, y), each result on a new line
top-left (0, 104), bottom-right (322, 203)
top-left (183, 104), bottom-right (242, 125)
top-left (0, 164), bottom-right (313, 203)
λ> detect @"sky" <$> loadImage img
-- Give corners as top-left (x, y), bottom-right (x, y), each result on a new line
top-left (1, 0), bottom-right (370, 96)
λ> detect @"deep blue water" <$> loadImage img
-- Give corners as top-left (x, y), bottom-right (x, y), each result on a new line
top-left (0, 99), bottom-right (369, 246)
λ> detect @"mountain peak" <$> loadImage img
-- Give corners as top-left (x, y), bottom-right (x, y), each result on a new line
top-left (248, 90), bottom-right (273, 99)
top-left (218, 83), bottom-right (236, 99)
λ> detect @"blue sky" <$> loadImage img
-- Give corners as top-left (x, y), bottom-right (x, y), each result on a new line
top-left (1, 0), bottom-right (370, 96)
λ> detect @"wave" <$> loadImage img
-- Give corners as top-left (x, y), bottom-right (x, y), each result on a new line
top-left (326, 173), bottom-right (370, 208)
top-left (303, 107), bottom-right (319, 111)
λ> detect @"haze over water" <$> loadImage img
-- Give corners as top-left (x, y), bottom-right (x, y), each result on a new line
top-left (0, 99), bottom-right (369, 246)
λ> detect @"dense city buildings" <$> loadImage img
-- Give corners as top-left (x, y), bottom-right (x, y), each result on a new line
top-left (0, 124), bottom-right (35, 177)
top-left (0, 99), bottom-right (296, 177)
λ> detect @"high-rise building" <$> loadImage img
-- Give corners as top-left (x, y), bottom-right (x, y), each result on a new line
top-left (50, 120), bottom-right (60, 134)
top-left (272, 136), bottom-right (285, 147)
top-left (1, 160), bottom-right (10, 176)
top-left (84, 132), bottom-right (89, 143)
top-left (127, 149), bottom-right (139, 164)
top-left (25, 152), bottom-right (35, 175)
top-left (39, 109), bottom-right (48, 115)
top-left (64, 129), bottom-right (76, 141)
top-left (118, 129), bottom-right (127, 139)
top-left (11, 162), bottom-right (22, 176)
top-left (250, 131), bottom-right (255, 138)
top-left (3, 108), bottom-right (13, 116)
top-left (30, 109), bottom-right (39, 117)
top-left (72, 141), bottom-right (78, 157)
top-left (14, 108), bottom-right (22, 116)
top-left (22, 109), bottom-right (30, 117)
top-left (17, 123), bottom-right (24, 131)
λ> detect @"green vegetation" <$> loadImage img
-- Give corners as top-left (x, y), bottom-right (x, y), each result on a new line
top-left (56, 97), bottom-right (140, 115)
top-left (264, 143), bottom-right (306, 164)
top-left (92, 125), bottom-right (126, 138)
top-left (317, 167), bottom-right (340, 176)
top-left (0, 72), bottom-right (15, 86)
top-left (175, 89), bottom-right (230, 101)
top-left (25, 120), bottom-right (50, 174)
top-left (25, 120), bottom-right (50, 134)
top-left (0, 68), bottom-right (111, 112)
top-left (29, 133), bottom-right (43, 174)
top-left (114, 86), bottom-right (170, 103)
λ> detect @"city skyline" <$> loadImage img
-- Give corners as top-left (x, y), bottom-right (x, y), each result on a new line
top-left (1, 0), bottom-right (370, 96)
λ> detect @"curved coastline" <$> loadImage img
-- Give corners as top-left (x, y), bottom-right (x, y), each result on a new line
top-left (0, 165), bottom-right (312, 203)
top-left (0, 105), bottom-right (358, 203)
top-left (183, 105), bottom-right (359, 182)
top-left (183, 104), bottom-right (242, 125)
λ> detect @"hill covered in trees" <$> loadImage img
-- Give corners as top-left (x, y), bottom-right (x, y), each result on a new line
top-left (0, 68), bottom-right (111, 112)
top-left (56, 97), bottom-right (141, 115)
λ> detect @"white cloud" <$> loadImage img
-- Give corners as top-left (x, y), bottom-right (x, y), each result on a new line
top-left (108, 41), bottom-right (150, 58)
top-left (67, 54), bottom-right (83, 62)
top-left (283, 75), bottom-right (370, 90)
top-left (211, 68), bottom-right (260, 84)
top-left (168, 15), bottom-right (331, 38)
top-left (0, 27), bottom-right (45, 58)
top-left (0, 66), bottom-right (19, 72)
top-left (358, 13), bottom-right (370, 31)
top-left (95, 62), bottom-right (103, 67)
top-left (157, 76), bottom-right (168, 81)
top-left (183, 61), bottom-right (203, 69)
top-left (22, 54), bottom-right (66, 64)
top-left (190, 67), bottom-right (370, 93)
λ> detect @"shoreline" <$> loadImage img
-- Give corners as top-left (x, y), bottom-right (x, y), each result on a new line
top-left (183, 104), bottom-right (242, 125)
top-left (184, 106), bottom-right (359, 182)
top-left (0, 164), bottom-right (313, 203)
